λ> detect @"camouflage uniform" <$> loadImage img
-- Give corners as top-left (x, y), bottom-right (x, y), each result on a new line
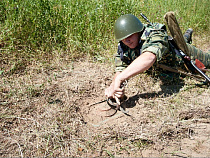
top-left (187, 44), bottom-right (210, 68)
top-left (115, 23), bottom-right (210, 75)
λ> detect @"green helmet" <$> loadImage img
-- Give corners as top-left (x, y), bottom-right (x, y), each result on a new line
top-left (114, 14), bottom-right (144, 41)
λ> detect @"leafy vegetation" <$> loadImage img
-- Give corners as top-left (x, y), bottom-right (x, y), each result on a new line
top-left (0, 0), bottom-right (209, 61)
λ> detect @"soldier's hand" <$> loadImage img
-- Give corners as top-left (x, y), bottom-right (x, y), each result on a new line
top-left (105, 85), bottom-right (115, 99)
top-left (113, 77), bottom-right (125, 99)
top-left (105, 83), bottom-right (125, 99)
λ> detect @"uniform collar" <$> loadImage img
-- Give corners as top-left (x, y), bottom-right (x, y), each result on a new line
top-left (140, 24), bottom-right (150, 40)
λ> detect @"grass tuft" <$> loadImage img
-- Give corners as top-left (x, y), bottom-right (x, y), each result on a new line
top-left (0, 0), bottom-right (209, 64)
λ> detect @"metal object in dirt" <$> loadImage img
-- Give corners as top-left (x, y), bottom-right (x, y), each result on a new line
top-left (103, 96), bottom-right (130, 117)
top-left (101, 80), bottom-right (129, 117)
top-left (89, 80), bottom-right (130, 117)
top-left (88, 99), bottom-right (107, 107)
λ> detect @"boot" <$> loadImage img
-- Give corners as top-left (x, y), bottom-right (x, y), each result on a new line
top-left (184, 28), bottom-right (193, 44)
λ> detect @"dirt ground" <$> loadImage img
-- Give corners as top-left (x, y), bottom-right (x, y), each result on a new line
top-left (0, 57), bottom-right (210, 157)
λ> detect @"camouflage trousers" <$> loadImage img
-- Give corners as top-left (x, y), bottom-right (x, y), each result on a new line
top-left (187, 44), bottom-right (210, 69)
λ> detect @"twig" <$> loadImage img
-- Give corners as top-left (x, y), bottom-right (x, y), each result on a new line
top-left (16, 140), bottom-right (24, 158)
top-left (5, 134), bottom-right (24, 158)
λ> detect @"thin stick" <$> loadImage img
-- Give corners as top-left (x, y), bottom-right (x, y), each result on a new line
top-left (16, 141), bottom-right (23, 158)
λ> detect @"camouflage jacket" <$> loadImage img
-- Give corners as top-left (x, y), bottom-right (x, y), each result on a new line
top-left (115, 23), bottom-right (183, 73)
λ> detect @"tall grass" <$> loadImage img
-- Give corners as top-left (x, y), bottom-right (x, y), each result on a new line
top-left (0, 0), bottom-right (209, 61)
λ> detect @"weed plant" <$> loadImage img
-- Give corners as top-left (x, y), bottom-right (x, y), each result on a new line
top-left (0, 0), bottom-right (209, 63)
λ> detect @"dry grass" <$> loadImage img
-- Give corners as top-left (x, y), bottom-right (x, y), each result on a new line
top-left (0, 36), bottom-right (210, 157)
top-left (1, 55), bottom-right (210, 157)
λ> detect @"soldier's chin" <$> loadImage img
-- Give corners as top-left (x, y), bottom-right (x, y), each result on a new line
top-left (128, 44), bottom-right (134, 48)
top-left (129, 45), bottom-right (135, 49)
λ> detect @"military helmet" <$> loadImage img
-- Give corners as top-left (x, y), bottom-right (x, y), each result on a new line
top-left (114, 14), bottom-right (144, 41)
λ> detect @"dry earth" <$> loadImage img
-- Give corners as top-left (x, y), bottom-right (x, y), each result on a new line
top-left (0, 57), bottom-right (210, 157)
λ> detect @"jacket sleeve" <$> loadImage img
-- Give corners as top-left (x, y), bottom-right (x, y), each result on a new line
top-left (141, 29), bottom-right (169, 62)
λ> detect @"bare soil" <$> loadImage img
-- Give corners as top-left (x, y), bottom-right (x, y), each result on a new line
top-left (0, 57), bottom-right (209, 157)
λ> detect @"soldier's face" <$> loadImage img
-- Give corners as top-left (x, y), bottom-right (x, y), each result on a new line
top-left (122, 33), bottom-right (139, 49)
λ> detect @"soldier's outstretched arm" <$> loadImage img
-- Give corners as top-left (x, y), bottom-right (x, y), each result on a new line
top-left (114, 51), bottom-right (157, 97)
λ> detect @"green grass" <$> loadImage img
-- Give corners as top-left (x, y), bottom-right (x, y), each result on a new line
top-left (0, 0), bottom-right (209, 66)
